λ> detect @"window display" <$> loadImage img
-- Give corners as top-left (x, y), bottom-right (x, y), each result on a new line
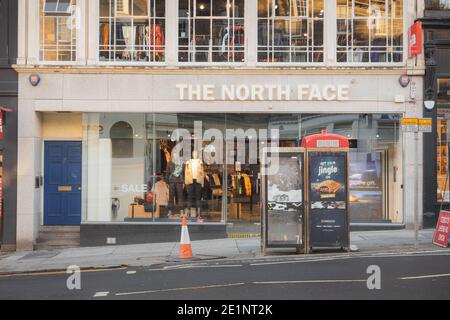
top-left (99, 0), bottom-right (166, 62)
top-left (257, 0), bottom-right (324, 63)
top-left (178, 0), bottom-right (245, 63)
top-left (82, 113), bottom-right (402, 227)
top-left (437, 110), bottom-right (450, 202)
top-left (336, 0), bottom-right (403, 63)
top-left (40, 0), bottom-right (77, 62)
top-left (349, 151), bottom-right (385, 222)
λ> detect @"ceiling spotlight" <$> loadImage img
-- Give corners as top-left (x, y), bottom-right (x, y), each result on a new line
top-left (199, 4), bottom-right (205, 10)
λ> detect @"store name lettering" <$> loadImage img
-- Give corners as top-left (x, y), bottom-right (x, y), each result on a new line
top-left (176, 84), bottom-right (350, 101)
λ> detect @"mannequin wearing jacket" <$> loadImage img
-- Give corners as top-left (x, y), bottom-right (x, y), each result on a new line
top-left (166, 159), bottom-right (185, 218)
top-left (185, 151), bottom-right (205, 218)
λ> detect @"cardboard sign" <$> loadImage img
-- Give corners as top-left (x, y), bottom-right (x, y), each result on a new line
top-left (433, 210), bottom-right (450, 248)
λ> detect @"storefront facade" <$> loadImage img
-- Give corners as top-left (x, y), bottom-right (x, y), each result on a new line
top-left (0, 0), bottom-right (18, 252)
top-left (421, 0), bottom-right (450, 228)
top-left (15, 0), bottom-right (424, 250)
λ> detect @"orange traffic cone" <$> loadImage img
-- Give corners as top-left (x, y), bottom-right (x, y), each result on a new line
top-left (179, 217), bottom-right (193, 259)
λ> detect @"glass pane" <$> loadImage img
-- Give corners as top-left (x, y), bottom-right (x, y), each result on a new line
top-left (155, 0), bottom-right (166, 16)
top-left (234, 0), bottom-right (245, 17)
top-left (436, 112), bottom-right (450, 202)
top-left (354, 0), bottom-right (369, 16)
top-left (337, 0), bottom-right (348, 18)
top-left (197, 0), bottom-right (212, 16)
top-left (212, 0), bottom-right (228, 16)
top-left (133, 0), bottom-right (148, 15)
top-left (275, 0), bottom-right (290, 16)
top-left (267, 152), bottom-right (304, 246)
top-left (349, 152), bottom-right (384, 221)
top-left (371, 0), bottom-right (386, 18)
top-left (100, 0), bottom-right (112, 16)
top-left (258, 0), bottom-right (270, 17)
top-left (311, 0), bottom-right (324, 17)
top-left (292, 0), bottom-right (308, 17)
top-left (353, 19), bottom-right (369, 46)
top-left (438, 79), bottom-right (450, 103)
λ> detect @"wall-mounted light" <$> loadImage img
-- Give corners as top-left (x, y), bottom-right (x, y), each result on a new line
top-left (29, 74), bottom-right (41, 87)
top-left (424, 100), bottom-right (436, 111)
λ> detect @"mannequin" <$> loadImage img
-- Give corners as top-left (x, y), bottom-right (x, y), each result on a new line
top-left (185, 150), bottom-right (205, 218)
top-left (166, 154), bottom-right (185, 218)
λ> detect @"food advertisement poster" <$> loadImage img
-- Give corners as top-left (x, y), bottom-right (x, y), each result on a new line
top-left (308, 152), bottom-right (349, 249)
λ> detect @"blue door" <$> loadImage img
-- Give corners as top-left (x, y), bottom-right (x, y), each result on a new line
top-left (44, 141), bottom-right (82, 225)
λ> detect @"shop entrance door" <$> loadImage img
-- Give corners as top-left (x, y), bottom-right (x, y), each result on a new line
top-left (44, 141), bottom-right (82, 225)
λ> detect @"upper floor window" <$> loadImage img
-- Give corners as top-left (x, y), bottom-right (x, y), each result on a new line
top-left (426, 0), bottom-right (450, 10)
top-left (178, 0), bottom-right (245, 63)
top-left (40, 0), bottom-right (77, 62)
top-left (336, 0), bottom-right (403, 63)
top-left (257, 0), bottom-right (324, 63)
top-left (99, 0), bottom-right (166, 63)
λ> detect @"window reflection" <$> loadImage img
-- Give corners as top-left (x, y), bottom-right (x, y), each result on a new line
top-left (83, 113), bottom-right (402, 225)
top-left (40, 0), bottom-right (77, 61)
top-left (336, 0), bottom-right (404, 63)
top-left (257, 0), bottom-right (324, 63)
top-left (99, 0), bottom-right (166, 62)
top-left (178, 0), bottom-right (245, 63)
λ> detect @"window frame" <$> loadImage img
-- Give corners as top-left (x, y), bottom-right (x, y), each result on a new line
top-left (335, 0), bottom-right (406, 66)
top-left (97, 0), bottom-right (168, 66)
top-left (38, 0), bottom-right (80, 64)
top-left (255, 0), bottom-right (326, 66)
top-left (176, 0), bottom-right (247, 66)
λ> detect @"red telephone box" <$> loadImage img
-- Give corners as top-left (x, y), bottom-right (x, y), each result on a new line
top-left (261, 131), bottom-right (351, 255)
top-left (302, 131), bottom-right (350, 253)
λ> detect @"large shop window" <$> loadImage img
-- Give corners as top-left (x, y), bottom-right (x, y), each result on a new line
top-left (178, 0), bottom-right (245, 63)
top-left (437, 80), bottom-right (450, 203)
top-left (257, 0), bottom-right (324, 63)
top-left (39, 0), bottom-right (77, 62)
top-left (336, 0), bottom-right (403, 63)
top-left (99, 0), bottom-right (166, 62)
top-left (82, 113), bottom-right (402, 225)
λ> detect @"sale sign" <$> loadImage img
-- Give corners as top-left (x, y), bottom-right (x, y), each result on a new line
top-left (433, 211), bottom-right (450, 248)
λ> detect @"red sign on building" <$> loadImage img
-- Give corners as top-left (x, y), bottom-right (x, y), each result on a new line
top-left (301, 130), bottom-right (350, 149)
top-left (433, 211), bottom-right (450, 248)
top-left (408, 21), bottom-right (423, 58)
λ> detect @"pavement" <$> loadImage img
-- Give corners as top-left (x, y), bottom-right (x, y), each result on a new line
top-left (0, 229), bottom-right (444, 275)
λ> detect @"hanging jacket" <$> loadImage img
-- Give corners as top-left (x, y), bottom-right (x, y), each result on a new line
top-left (147, 24), bottom-right (165, 55)
top-left (242, 174), bottom-right (252, 197)
top-left (185, 159), bottom-right (205, 187)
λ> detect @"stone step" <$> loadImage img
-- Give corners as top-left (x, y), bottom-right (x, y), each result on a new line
top-left (37, 239), bottom-right (80, 246)
top-left (38, 232), bottom-right (80, 241)
top-left (36, 226), bottom-right (81, 250)
top-left (34, 243), bottom-right (80, 251)
top-left (39, 226), bottom-right (80, 232)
